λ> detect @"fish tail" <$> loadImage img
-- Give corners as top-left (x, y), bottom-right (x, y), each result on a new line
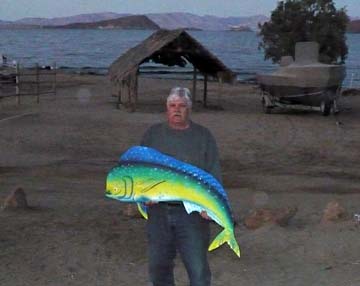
top-left (208, 229), bottom-right (241, 258)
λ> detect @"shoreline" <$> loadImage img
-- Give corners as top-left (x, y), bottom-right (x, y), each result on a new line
top-left (3, 64), bottom-right (359, 88)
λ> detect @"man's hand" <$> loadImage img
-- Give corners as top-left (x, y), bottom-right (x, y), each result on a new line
top-left (144, 201), bottom-right (158, 206)
top-left (200, 210), bottom-right (211, 220)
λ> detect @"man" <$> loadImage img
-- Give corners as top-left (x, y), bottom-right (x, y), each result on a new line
top-left (141, 87), bottom-right (222, 286)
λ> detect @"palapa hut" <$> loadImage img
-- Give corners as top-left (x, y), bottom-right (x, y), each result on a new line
top-left (109, 29), bottom-right (236, 111)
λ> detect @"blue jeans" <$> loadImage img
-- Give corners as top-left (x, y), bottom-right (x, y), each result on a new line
top-left (147, 203), bottom-right (211, 286)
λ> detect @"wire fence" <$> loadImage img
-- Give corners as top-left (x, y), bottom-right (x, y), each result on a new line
top-left (0, 63), bottom-right (57, 105)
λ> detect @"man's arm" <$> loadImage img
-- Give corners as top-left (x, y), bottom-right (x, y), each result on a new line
top-left (202, 129), bottom-right (222, 220)
top-left (205, 131), bottom-right (222, 184)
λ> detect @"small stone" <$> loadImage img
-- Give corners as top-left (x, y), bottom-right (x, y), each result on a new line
top-left (244, 214), bottom-right (264, 230)
top-left (321, 201), bottom-right (347, 223)
top-left (244, 207), bottom-right (297, 229)
top-left (2, 187), bottom-right (28, 210)
top-left (274, 207), bottom-right (298, 226)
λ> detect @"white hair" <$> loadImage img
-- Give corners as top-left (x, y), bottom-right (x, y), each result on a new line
top-left (167, 87), bottom-right (192, 108)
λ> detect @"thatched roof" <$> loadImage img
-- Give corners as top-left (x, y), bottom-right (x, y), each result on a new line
top-left (109, 29), bottom-right (236, 83)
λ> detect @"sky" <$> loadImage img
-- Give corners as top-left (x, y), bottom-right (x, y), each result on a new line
top-left (0, 0), bottom-right (358, 21)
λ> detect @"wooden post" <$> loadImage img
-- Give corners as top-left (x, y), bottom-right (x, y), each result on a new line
top-left (217, 75), bottom-right (223, 108)
top-left (134, 70), bottom-right (138, 111)
top-left (36, 63), bottom-right (40, 103)
top-left (192, 66), bottom-right (197, 106)
top-left (117, 81), bottom-right (122, 109)
top-left (128, 73), bottom-right (137, 112)
top-left (52, 62), bottom-right (57, 100)
top-left (127, 79), bottom-right (133, 112)
top-left (16, 63), bottom-right (20, 105)
top-left (203, 74), bottom-right (208, 107)
top-left (121, 80), bottom-right (126, 109)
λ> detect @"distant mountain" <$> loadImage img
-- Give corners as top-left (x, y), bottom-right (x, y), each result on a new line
top-left (14, 12), bottom-right (128, 26)
top-left (50, 15), bottom-right (160, 30)
top-left (0, 12), bottom-right (268, 31)
top-left (0, 23), bottom-right (39, 29)
top-left (0, 20), bottom-right (14, 28)
top-left (147, 13), bottom-right (268, 31)
top-left (349, 16), bottom-right (360, 21)
top-left (348, 20), bottom-right (360, 33)
top-left (3, 12), bottom-right (360, 32)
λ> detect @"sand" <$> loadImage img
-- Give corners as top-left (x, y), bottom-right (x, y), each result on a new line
top-left (1, 73), bottom-right (359, 286)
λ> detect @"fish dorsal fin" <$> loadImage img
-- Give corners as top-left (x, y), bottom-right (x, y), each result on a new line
top-left (120, 146), bottom-right (229, 204)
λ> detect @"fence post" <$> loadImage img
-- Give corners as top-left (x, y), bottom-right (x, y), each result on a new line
top-left (52, 62), bottom-right (57, 99)
top-left (16, 63), bottom-right (20, 105)
top-left (36, 63), bottom-right (40, 103)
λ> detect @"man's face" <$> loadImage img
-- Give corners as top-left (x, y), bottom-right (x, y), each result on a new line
top-left (166, 97), bottom-right (190, 128)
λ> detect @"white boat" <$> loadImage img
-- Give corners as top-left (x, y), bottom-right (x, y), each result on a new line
top-left (257, 42), bottom-right (346, 115)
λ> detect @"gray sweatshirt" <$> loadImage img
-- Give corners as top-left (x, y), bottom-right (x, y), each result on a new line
top-left (140, 121), bottom-right (222, 182)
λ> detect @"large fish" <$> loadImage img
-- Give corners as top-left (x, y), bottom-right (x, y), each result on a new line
top-left (105, 146), bottom-right (240, 257)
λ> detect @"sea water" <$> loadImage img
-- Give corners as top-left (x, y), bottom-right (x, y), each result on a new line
top-left (0, 29), bottom-right (359, 87)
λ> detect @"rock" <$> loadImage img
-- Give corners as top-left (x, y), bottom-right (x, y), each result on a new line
top-left (244, 213), bottom-right (266, 230)
top-left (2, 187), bottom-right (28, 210)
top-left (244, 207), bottom-right (298, 230)
top-left (275, 207), bottom-right (299, 226)
top-left (321, 201), bottom-right (347, 223)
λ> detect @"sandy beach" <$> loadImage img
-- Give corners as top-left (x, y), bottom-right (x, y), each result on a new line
top-left (1, 73), bottom-right (360, 286)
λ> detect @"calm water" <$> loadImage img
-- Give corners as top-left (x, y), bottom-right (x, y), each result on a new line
top-left (1, 29), bottom-right (359, 86)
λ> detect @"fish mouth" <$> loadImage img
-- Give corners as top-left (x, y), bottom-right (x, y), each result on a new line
top-left (105, 190), bottom-right (113, 197)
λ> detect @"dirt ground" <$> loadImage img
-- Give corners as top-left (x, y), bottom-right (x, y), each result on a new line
top-left (1, 74), bottom-right (359, 286)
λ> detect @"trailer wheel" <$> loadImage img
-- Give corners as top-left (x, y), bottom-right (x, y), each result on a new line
top-left (320, 101), bottom-right (331, 116)
top-left (261, 97), bottom-right (272, 114)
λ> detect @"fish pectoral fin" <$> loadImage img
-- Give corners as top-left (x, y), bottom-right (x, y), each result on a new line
top-left (137, 203), bottom-right (148, 220)
top-left (208, 229), bottom-right (241, 258)
top-left (140, 180), bottom-right (166, 193)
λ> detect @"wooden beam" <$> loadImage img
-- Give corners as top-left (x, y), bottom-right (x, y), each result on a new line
top-left (134, 69), bottom-right (139, 111)
top-left (35, 63), bottom-right (40, 104)
top-left (16, 63), bottom-right (20, 105)
top-left (127, 78), bottom-right (134, 112)
top-left (192, 67), bottom-right (197, 106)
top-left (52, 62), bottom-right (57, 100)
top-left (217, 76), bottom-right (223, 108)
top-left (158, 48), bottom-right (201, 54)
top-left (203, 74), bottom-right (208, 107)
top-left (117, 81), bottom-right (122, 109)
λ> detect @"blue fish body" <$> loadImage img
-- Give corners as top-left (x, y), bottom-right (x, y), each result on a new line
top-left (107, 146), bottom-right (240, 257)
top-left (119, 146), bottom-right (230, 204)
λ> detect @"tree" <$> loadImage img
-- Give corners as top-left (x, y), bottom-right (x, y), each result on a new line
top-left (258, 0), bottom-right (349, 64)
